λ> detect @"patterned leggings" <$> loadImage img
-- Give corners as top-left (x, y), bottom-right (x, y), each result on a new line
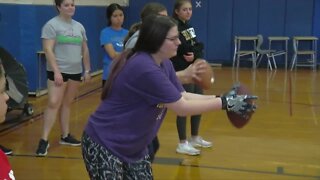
top-left (81, 132), bottom-right (153, 180)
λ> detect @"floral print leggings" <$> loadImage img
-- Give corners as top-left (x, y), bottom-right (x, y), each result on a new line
top-left (81, 132), bottom-right (153, 180)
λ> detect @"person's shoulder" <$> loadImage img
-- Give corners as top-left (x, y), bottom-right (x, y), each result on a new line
top-left (101, 26), bottom-right (114, 33)
top-left (72, 19), bottom-right (85, 28)
top-left (131, 52), bottom-right (149, 60)
top-left (132, 30), bottom-right (140, 37)
top-left (130, 52), bottom-right (153, 64)
top-left (128, 52), bottom-right (160, 73)
top-left (124, 31), bottom-right (139, 49)
top-left (128, 30), bottom-right (140, 42)
top-left (162, 59), bottom-right (174, 68)
top-left (49, 16), bottom-right (58, 22)
top-left (122, 28), bottom-right (129, 33)
top-left (100, 26), bottom-right (106, 32)
top-left (45, 16), bottom-right (58, 25)
top-left (175, 18), bottom-right (184, 25)
top-left (42, 16), bottom-right (58, 31)
top-left (71, 19), bottom-right (81, 24)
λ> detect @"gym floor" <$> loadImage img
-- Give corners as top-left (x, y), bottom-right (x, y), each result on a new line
top-left (0, 67), bottom-right (319, 180)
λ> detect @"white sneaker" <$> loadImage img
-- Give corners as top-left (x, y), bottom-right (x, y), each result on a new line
top-left (189, 136), bottom-right (212, 148)
top-left (176, 141), bottom-right (200, 155)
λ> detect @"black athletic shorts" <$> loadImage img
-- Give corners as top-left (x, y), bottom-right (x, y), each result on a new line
top-left (47, 71), bottom-right (81, 82)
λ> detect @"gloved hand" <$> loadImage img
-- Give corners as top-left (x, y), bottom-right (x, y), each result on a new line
top-left (221, 95), bottom-right (257, 114)
top-left (222, 83), bottom-right (238, 98)
top-left (221, 84), bottom-right (258, 115)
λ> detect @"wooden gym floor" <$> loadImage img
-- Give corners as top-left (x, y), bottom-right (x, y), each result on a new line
top-left (0, 67), bottom-right (319, 180)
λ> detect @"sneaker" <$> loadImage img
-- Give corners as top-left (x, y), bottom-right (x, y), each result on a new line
top-left (59, 134), bottom-right (81, 146)
top-left (189, 136), bottom-right (212, 148)
top-left (0, 145), bottom-right (13, 155)
top-left (176, 141), bottom-right (200, 155)
top-left (36, 139), bottom-right (49, 157)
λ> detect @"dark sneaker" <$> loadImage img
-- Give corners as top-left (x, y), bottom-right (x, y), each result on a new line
top-left (36, 139), bottom-right (49, 157)
top-left (0, 145), bottom-right (13, 155)
top-left (59, 134), bottom-right (81, 146)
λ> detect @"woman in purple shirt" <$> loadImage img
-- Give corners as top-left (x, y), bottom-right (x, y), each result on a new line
top-left (82, 15), bottom-right (255, 179)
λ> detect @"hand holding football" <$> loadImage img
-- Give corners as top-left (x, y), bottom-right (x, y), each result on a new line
top-left (225, 83), bottom-right (257, 128)
top-left (192, 59), bottom-right (214, 90)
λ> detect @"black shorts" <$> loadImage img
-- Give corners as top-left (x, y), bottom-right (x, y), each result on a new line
top-left (47, 71), bottom-right (81, 82)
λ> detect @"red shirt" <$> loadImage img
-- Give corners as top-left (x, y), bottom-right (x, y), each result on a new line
top-left (0, 150), bottom-right (14, 180)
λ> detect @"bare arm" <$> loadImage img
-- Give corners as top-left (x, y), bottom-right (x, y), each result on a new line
top-left (168, 85), bottom-right (258, 117)
top-left (103, 44), bottom-right (119, 60)
top-left (164, 96), bottom-right (222, 116)
top-left (43, 39), bottom-right (59, 73)
top-left (42, 38), bottom-right (63, 86)
top-left (166, 83), bottom-right (258, 117)
top-left (176, 70), bottom-right (194, 84)
top-left (182, 91), bottom-right (218, 100)
top-left (82, 40), bottom-right (91, 82)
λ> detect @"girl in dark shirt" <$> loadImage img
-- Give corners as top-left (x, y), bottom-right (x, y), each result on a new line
top-left (171, 0), bottom-right (212, 156)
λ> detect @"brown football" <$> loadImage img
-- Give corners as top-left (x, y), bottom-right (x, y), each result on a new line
top-left (226, 83), bottom-right (255, 128)
top-left (192, 59), bottom-right (214, 90)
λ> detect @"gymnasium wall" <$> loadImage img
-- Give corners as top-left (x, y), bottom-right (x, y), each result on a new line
top-left (0, 0), bottom-right (317, 93)
top-left (125, 0), bottom-right (315, 65)
top-left (313, 0), bottom-right (320, 38)
top-left (0, 0), bottom-right (129, 93)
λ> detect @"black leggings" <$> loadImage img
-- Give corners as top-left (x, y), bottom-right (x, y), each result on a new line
top-left (148, 136), bottom-right (160, 163)
top-left (177, 83), bottom-right (203, 141)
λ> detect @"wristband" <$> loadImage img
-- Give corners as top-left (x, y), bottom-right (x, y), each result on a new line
top-left (221, 97), bottom-right (227, 110)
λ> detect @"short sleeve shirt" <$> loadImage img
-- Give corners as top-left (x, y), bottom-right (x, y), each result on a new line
top-left (85, 52), bottom-right (184, 163)
top-left (0, 150), bottom-right (14, 180)
top-left (41, 16), bottom-right (87, 74)
top-left (100, 27), bottom-right (128, 79)
top-left (100, 27), bottom-right (128, 64)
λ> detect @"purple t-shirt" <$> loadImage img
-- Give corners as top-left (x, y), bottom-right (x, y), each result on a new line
top-left (85, 52), bottom-right (184, 163)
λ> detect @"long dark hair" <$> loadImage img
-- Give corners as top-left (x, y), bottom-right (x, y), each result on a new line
top-left (106, 3), bottom-right (124, 26)
top-left (55, 0), bottom-right (65, 7)
top-left (101, 15), bottom-right (177, 100)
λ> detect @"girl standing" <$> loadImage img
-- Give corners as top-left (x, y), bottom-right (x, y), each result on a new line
top-left (36, 0), bottom-right (91, 156)
top-left (100, 3), bottom-right (128, 86)
top-left (171, 0), bottom-right (212, 156)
